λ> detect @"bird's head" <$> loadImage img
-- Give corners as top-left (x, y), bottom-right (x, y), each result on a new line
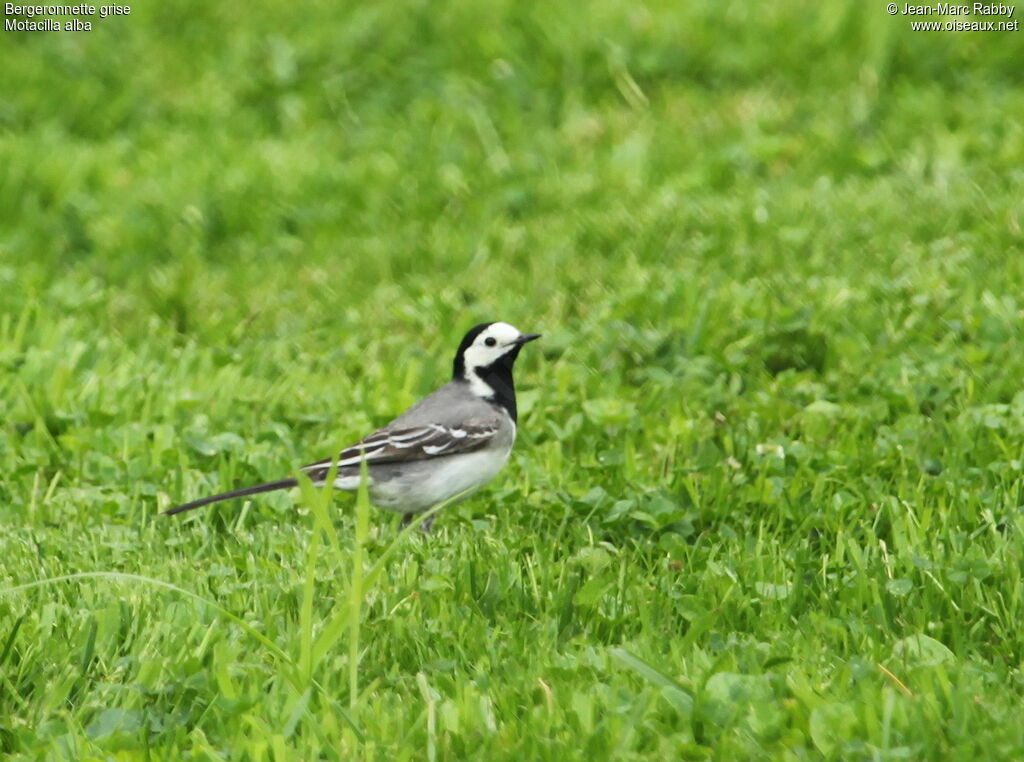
top-left (453, 321), bottom-right (541, 382)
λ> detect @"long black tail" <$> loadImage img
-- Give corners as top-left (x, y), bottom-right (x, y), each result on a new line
top-left (164, 478), bottom-right (299, 516)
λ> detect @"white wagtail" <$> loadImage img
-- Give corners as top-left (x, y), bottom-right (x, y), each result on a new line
top-left (165, 322), bottom-right (540, 529)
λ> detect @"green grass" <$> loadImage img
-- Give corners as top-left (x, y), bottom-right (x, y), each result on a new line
top-left (2, 0), bottom-right (1024, 758)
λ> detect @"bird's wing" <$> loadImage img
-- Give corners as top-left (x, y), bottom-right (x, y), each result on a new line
top-left (300, 422), bottom-right (499, 478)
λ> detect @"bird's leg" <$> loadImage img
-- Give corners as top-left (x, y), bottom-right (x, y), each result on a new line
top-left (400, 512), bottom-right (435, 532)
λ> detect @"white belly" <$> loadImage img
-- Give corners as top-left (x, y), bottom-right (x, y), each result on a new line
top-left (332, 446), bottom-right (513, 514)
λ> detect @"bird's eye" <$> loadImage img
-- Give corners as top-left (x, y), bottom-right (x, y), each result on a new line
top-left (484, 337), bottom-right (497, 347)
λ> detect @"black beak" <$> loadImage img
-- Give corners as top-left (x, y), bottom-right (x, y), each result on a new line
top-left (513, 333), bottom-right (542, 345)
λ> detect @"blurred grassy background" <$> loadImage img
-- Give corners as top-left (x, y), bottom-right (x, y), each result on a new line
top-left (2, 0), bottom-right (1024, 758)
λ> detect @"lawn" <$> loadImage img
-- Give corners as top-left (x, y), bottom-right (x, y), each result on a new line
top-left (2, 0), bottom-right (1024, 758)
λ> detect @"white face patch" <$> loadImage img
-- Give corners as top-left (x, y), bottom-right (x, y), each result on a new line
top-left (460, 322), bottom-right (524, 376)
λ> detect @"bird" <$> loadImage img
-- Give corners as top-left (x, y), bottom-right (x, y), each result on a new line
top-left (165, 321), bottom-right (541, 530)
